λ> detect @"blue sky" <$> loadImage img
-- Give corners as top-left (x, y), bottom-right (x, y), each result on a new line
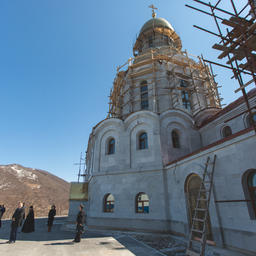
top-left (0, 0), bottom-right (251, 182)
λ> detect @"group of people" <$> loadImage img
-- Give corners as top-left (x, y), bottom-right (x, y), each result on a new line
top-left (1, 202), bottom-right (86, 244)
top-left (6, 202), bottom-right (33, 243)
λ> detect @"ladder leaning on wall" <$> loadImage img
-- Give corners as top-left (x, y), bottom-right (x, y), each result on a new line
top-left (186, 154), bottom-right (217, 256)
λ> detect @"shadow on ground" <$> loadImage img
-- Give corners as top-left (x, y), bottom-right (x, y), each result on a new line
top-left (0, 217), bottom-right (108, 242)
top-left (44, 242), bottom-right (75, 246)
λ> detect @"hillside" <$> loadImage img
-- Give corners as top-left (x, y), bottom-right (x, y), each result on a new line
top-left (0, 164), bottom-right (70, 219)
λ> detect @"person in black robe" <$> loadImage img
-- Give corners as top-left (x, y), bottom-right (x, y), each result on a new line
top-left (7, 202), bottom-right (25, 243)
top-left (73, 204), bottom-right (86, 243)
top-left (22, 206), bottom-right (35, 233)
top-left (47, 205), bottom-right (56, 232)
top-left (18, 202), bottom-right (26, 233)
top-left (21, 202), bottom-right (26, 224)
top-left (0, 205), bottom-right (6, 228)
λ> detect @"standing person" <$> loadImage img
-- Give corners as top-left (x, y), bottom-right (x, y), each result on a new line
top-left (18, 202), bottom-right (26, 233)
top-left (22, 203), bottom-right (26, 222)
top-left (47, 205), bottom-right (56, 232)
top-left (7, 202), bottom-right (25, 243)
top-left (73, 204), bottom-right (86, 243)
top-left (21, 206), bottom-right (35, 233)
top-left (0, 205), bottom-right (6, 228)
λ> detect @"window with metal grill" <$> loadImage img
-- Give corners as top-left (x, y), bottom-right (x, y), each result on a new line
top-left (180, 80), bottom-right (191, 110)
top-left (140, 81), bottom-right (149, 110)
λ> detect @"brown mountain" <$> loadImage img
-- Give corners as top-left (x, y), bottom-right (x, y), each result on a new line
top-left (0, 164), bottom-right (70, 219)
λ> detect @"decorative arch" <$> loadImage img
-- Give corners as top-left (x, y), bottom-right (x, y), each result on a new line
top-left (160, 109), bottom-right (194, 132)
top-left (93, 118), bottom-right (123, 135)
top-left (135, 192), bottom-right (149, 213)
top-left (103, 193), bottom-right (115, 213)
top-left (184, 173), bottom-right (213, 241)
top-left (124, 110), bottom-right (158, 130)
top-left (242, 169), bottom-right (256, 219)
top-left (98, 128), bottom-right (117, 172)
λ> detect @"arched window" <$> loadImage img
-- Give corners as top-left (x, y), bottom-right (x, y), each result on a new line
top-left (163, 35), bottom-right (169, 45)
top-left (185, 174), bottom-right (213, 241)
top-left (222, 126), bottom-right (232, 138)
top-left (246, 112), bottom-right (256, 128)
top-left (243, 170), bottom-right (256, 219)
top-left (180, 80), bottom-right (191, 110)
top-left (136, 192), bottom-right (149, 213)
top-left (103, 193), bottom-right (115, 213)
top-left (248, 172), bottom-right (256, 215)
top-left (107, 138), bottom-right (115, 155)
top-left (172, 130), bottom-right (180, 148)
top-left (138, 132), bottom-right (148, 150)
top-left (140, 81), bottom-right (149, 110)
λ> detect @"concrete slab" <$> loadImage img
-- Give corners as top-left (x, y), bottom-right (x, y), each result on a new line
top-left (0, 219), bottom-right (163, 256)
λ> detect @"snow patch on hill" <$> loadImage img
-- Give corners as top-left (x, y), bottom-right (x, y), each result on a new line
top-left (0, 183), bottom-right (11, 190)
top-left (10, 165), bottom-right (38, 181)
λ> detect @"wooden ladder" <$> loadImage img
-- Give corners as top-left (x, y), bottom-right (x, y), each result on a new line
top-left (186, 155), bottom-right (217, 256)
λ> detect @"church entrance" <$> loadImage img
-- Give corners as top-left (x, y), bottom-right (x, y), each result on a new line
top-left (185, 173), bottom-right (214, 242)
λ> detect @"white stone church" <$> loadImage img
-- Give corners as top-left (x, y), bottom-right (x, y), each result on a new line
top-left (69, 13), bottom-right (256, 255)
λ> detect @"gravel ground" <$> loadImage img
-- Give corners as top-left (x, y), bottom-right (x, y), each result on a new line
top-left (130, 234), bottom-right (187, 256)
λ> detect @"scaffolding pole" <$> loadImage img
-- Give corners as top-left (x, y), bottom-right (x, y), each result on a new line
top-left (186, 0), bottom-right (256, 132)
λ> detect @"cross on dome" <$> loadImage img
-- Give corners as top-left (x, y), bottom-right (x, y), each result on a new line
top-left (148, 4), bottom-right (158, 18)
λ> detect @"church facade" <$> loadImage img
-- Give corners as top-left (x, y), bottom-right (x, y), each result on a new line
top-left (70, 14), bottom-right (256, 255)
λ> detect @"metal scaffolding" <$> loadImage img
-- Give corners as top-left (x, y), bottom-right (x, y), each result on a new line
top-left (74, 152), bottom-right (86, 183)
top-left (107, 48), bottom-right (222, 119)
top-left (186, 0), bottom-right (256, 131)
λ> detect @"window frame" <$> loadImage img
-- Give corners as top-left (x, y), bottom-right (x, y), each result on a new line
top-left (138, 132), bottom-right (148, 150)
top-left (135, 192), bottom-right (149, 214)
top-left (242, 169), bottom-right (256, 219)
top-left (148, 35), bottom-right (153, 48)
top-left (180, 80), bottom-right (191, 110)
top-left (248, 171), bottom-right (256, 216)
top-left (107, 138), bottom-right (115, 155)
top-left (172, 130), bottom-right (180, 149)
top-left (140, 81), bottom-right (149, 110)
top-left (163, 35), bottom-right (169, 45)
top-left (246, 112), bottom-right (256, 128)
top-left (103, 193), bottom-right (115, 213)
top-left (222, 126), bottom-right (232, 138)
